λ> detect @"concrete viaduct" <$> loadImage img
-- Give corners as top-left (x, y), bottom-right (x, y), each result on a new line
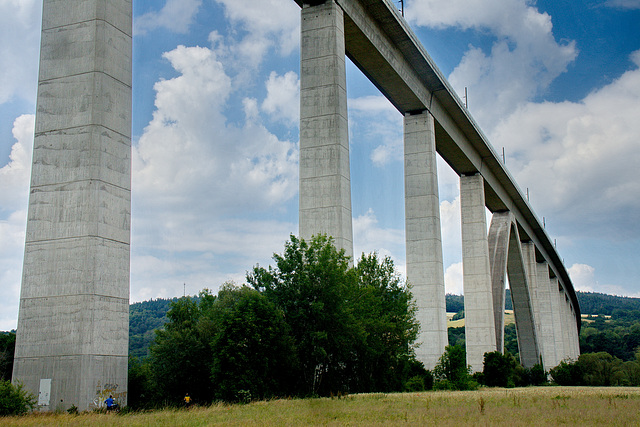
top-left (295, 0), bottom-right (581, 371)
top-left (12, 0), bottom-right (579, 411)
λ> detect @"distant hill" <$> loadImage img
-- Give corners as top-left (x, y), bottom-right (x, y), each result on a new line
top-left (129, 297), bottom-right (182, 359)
top-left (447, 291), bottom-right (640, 316)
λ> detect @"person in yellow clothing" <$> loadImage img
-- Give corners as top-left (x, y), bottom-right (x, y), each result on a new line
top-left (184, 393), bottom-right (192, 407)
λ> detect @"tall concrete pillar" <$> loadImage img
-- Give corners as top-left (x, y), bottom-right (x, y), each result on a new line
top-left (299, 0), bottom-right (353, 258)
top-left (460, 174), bottom-right (495, 372)
top-left (12, 0), bottom-right (132, 411)
top-left (522, 242), bottom-right (543, 352)
top-left (535, 261), bottom-right (558, 369)
top-left (488, 212), bottom-right (539, 367)
top-left (404, 111), bottom-right (447, 369)
top-left (569, 304), bottom-right (581, 359)
top-left (549, 277), bottom-right (567, 362)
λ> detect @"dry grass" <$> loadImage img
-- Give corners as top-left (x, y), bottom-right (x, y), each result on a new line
top-left (2, 387), bottom-right (640, 426)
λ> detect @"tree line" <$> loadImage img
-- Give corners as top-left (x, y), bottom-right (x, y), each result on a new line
top-left (129, 235), bottom-right (425, 406)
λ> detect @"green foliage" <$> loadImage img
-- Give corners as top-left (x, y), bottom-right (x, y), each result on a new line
top-left (528, 363), bottom-right (548, 386)
top-left (580, 317), bottom-right (640, 361)
top-left (248, 235), bottom-right (359, 395)
top-left (577, 292), bottom-right (640, 316)
top-left (451, 310), bottom-right (464, 321)
top-left (433, 345), bottom-right (478, 390)
top-left (127, 357), bottom-right (155, 409)
top-left (138, 235), bottom-right (420, 405)
top-left (248, 235), bottom-right (420, 396)
top-left (503, 323), bottom-right (519, 356)
top-left (149, 294), bottom-right (214, 404)
top-left (550, 359), bottom-right (585, 386)
top-left (129, 298), bottom-right (181, 360)
top-left (445, 294), bottom-right (464, 313)
top-left (0, 332), bottom-right (15, 381)
top-left (549, 351), bottom-right (640, 387)
top-left (447, 327), bottom-right (465, 349)
top-left (0, 380), bottom-right (36, 416)
top-left (482, 351), bottom-right (516, 387)
top-left (210, 285), bottom-right (297, 402)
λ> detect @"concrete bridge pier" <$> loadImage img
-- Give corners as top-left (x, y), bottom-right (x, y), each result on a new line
top-left (535, 261), bottom-right (559, 369)
top-left (549, 277), bottom-right (568, 362)
top-left (460, 174), bottom-right (496, 372)
top-left (487, 212), bottom-right (540, 368)
top-left (404, 110), bottom-right (448, 370)
top-left (299, 0), bottom-right (353, 259)
top-left (12, 0), bottom-right (132, 411)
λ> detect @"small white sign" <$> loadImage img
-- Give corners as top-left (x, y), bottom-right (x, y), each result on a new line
top-left (38, 379), bottom-right (51, 406)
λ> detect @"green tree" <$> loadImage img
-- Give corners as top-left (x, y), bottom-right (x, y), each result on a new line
top-left (248, 235), bottom-right (361, 395)
top-left (0, 380), bottom-right (36, 416)
top-left (149, 295), bottom-right (213, 404)
top-left (210, 285), bottom-right (297, 402)
top-left (482, 351), bottom-right (515, 387)
top-left (433, 345), bottom-right (478, 390)
top-left (549, 359), bottom-right (584, 386)
top-left (350, 252), bottom-right (419, 392)
top-left (0, 332), bottom-right (15, 381)
top-left (249, 235), bottom-right (421, 396)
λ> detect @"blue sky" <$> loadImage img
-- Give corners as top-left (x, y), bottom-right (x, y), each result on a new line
top-left (0, 0), bottom-right (639, 330)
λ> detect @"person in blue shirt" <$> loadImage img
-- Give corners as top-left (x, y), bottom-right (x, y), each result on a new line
top-left (105, 395), bottom-right (115, 410)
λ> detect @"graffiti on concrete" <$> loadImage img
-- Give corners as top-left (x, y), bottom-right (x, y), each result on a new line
top-left (93, 381), bottom-right (127, 408)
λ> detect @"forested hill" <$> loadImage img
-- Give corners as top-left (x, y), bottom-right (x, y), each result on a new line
top-left (574, 291), bottom-right (640, 317)
top-left (129, 297), bottom-right (183, 359)
top-left (128, 291), bottom-right (640, 359)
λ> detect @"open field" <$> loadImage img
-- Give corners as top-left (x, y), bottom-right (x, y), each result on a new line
top-left (447, 311), bottom-right (516, 328)
top-left (2, 387), bottom-right (640, 426)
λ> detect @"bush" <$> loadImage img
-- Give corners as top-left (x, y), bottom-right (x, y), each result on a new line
top-left (549, 360), bottom-right (583, 386)
top-left (0, 380), bottom-right (36, 416)
top-left (528, 363), bottom-right (548, 386)
top-left (482, 351), bottom-right (515, 387)
top-left (433, 345), bottom-right (478, 390)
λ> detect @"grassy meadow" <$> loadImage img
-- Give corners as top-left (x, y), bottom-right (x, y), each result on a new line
top-left (2, 386), bottom-right (640, 426)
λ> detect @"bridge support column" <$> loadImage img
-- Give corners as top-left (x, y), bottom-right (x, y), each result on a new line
top-left (487, 212), bottom-right (540, 368)
top-left (299, 0), bottom-right (353, 258)
top-left (404, 111), bottom-right (447, 369)
top-left (13, 0), bottom-right (132, 411)
top-left (460, 174), bottom-right (495, 372)
top-left (535, 262), bottom-right (559, 369)
top-left (523, 242), bottom-right (543, 353)
top-left (550, 277), bottom-right (568, 362)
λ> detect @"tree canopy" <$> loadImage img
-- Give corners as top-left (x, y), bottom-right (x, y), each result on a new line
top-left (129, 235), bottom-right (424, 407)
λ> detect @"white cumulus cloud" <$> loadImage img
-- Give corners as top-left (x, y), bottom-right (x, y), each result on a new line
top-left (262, 71), bottom-right (300, 126)
top-left (213, 0), bottom-right (300, 68)
top-left (0, 0), bottom-right (41, 105)
top-left (0, 114), bottom-right (34, 330)
top-left (491, 50), bottom-right (640, 238)
top-left (135, 0), bottom-right (202, 35)
top-left (131, 43), bottom-right (299, 299)
top-left (408, 0), bottom-right (577, 131)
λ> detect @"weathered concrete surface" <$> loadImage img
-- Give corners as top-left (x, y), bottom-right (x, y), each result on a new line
top-left (534, 261), bottom-right (559, 369)
top-left (549, 277), bottom-right (567, 363)
top-left (12, 0), bottom-right (131, 411)
top-left (488, 212), bottom-right (539, 368)
top-left (460, 174), bottom-right (495, 372)
top-left (404, 111), bottom-right (447, 370)
top-left (299, 1), bottom-right (353, 258)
